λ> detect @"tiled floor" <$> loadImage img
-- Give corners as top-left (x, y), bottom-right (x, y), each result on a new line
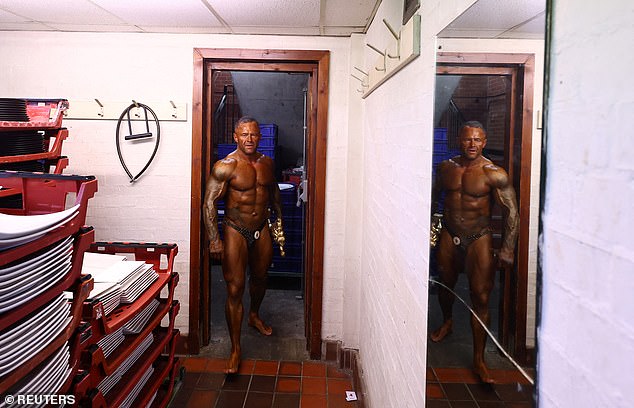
top-left (169, 357), bottom-right (360, 408)
top-left (426, 367), bottom-right (534, 408)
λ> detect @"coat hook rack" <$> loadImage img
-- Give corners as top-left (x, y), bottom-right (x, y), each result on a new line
top-left (65, 99), bottom-right (188, 121)
top-left (383, 19), bottom-right (401, 59)
top-left (366, 44), bottom-right (386, 71)
top-left (354, 66), bottom-right (369, 77)
top-left (351, 73), bottom-right (369, 93)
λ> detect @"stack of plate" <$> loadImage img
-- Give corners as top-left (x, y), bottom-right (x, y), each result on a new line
top-left (0, 204), bottom-right (80, 251)
top-left (97, 333), bottom-right (154, 396)
top-left (0, 130), bottom-right (45, 158)
top-left (123, 299), bottom-right (160, 335)
top-left (0, 98), bottom-right (30, 122)
top-left (144, 391), bottom-right (158, 408)
top-left (0, 236), bottom-right (74, 313)
top-left (0, 343), bottom-right (71, 408)
top-left (119, 365), bottom-right (154, 408)
top-left (87, 283), bottom-right (122, 316)
top-left (0, 294), bottom-right (71, 377)
top-left (97, 327), bottom-right (125, 358)
top-left (88, 260), bottom-right (159, 305)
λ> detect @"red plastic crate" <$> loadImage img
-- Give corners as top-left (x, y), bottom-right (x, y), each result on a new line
top-left (0, 99), bottom-right (68, 131)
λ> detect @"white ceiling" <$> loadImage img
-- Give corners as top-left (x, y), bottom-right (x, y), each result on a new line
top-left (0, 0), bottom-right (545, 38)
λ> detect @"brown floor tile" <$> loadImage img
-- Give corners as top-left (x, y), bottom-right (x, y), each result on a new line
top-left (425, 400), bottom-right (451, 408)
top-left (327, 391), bottom-right (359, 407)
top-left (222, 374), bottom-right (251, 391)
top-left (450, 401), bottom-right (478, 408)
top-left (277, 376), bottom-right (301, 393)
top-left (181, 357), bottom-right (208, 373)
top-left (467, 383), bottom-right (501, 401)
top-left (299, 394), bottom-right (327, 408)
top-left (441, 383), bottom-right (472, 401)
top-left (254, 360), bottom-right (281, 375)
top-left (251, 375), bottom-right (277, 393)
top-left (244, 391), bottom-right (274, 408)
top-left (277, 361), bottom-right (301, 376)
top-left (302, 361), bottom-right (327, 377)
top-left (494, 383), bottom-right (533, 402)
top-left (181, 372), bottom-right (202, 390)
top-left (238, 359), bottom-right (256, 375)
top-left (168, 388), bottom-right (191, 407)
top-left (476, 402), bottom-right (505, 408)
top-left (215, 390), bottom-right (246, 408)
top-left (301, 377), bottom-right (326, 395)
top-left (434, 368), bottom-right (471, 383)
top-left (272, 393), bottom-right (300, 408)
top-left (186, 389), bottom-right (218, 407)
top-left (326, 365), bottom-right (350, 379)
top-left (206, 358), bottom-right (228, 373)
top-left (196, 372), bottom-right (225, 390)
top-left (327, 378), bottom-right (353, 396)
top-left (491, 369), bottom-right (534, 385)
top-left (505, 402), bottom-right (532, 408)
top-left (426, 383), bottom-right (445, 399)
top-left (426, 367), bottom-right (437, 382)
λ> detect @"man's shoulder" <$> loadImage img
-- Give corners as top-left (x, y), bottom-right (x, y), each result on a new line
top-left (482, 160), bottom-right (510, 185)
top-left (212, 156), bottom-right (238, 179)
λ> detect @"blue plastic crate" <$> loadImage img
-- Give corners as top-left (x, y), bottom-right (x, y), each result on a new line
top-left (259, 146), bottom-right (275, 159)
top-left (259, 124), bottom-right (278, 138)
top-left (434, 127), bottom-right (448, 142)
top-left (258, 136), bottom-right (277, 148)
top-left (217, 143), bottom-right (235, 159)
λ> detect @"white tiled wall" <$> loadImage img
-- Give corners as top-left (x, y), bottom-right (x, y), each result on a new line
top-left (539, 0), bottom-right (634, 406)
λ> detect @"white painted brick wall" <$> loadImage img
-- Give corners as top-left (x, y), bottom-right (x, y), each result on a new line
top-left (540, 0), bottom-right (634, 406)
top-left (0, 31), bottom-right (352, 339)
top-left (356, 1), bottom-right (476, 407)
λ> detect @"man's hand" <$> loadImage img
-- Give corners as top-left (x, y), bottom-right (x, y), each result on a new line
top-left (209, 239), bottom-right (224, 260)
top-left (498, 247), bottom-right (514, 267)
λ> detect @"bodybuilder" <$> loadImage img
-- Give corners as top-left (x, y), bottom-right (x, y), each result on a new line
top-left (203, 116), bottom-right (284, 374)
top-left (430, 121), bottom-right (519, 383)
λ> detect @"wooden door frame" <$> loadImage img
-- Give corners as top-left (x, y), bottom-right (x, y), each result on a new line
top-left (188, 48), bottom-right (329, 358)
top-left (436, 52), bottom-right (535, 362)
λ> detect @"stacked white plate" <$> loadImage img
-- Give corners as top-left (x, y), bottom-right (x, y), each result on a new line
top-left (144, 391), bottom-right (158, 408)
top-left (88, 260), bottom-right (159, 305)
top-left (123, 299), bottom-right (160, 335)
top-left (0, 204), bottom-right (79, 251)
top-left (119, 365), bottom-right (154, 408)
top-left (0, 294), bottom-right (71, 377)
top-left (97, 327), bottom-right (125, 358)
top-left (87, 283), bottom-right (122, 316)
top-left (0, 342), bottom-right (72, 408)
top-left (97, 333), bottom-right (154, 396)
top-left (0, 236), bottom-right (73, 313)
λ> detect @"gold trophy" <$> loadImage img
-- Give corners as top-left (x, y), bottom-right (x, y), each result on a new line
top-left (268, 209), bottom-right (286, 256)
top-left (430, 213), bottom-right (443, 248)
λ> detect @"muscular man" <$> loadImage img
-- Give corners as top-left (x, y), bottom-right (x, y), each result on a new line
top-left (430, 121), bottom-right (519, 383)
top-left (203, 116), bottom-right (284, 374)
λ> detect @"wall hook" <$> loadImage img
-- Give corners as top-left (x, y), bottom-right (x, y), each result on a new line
top-left (383, 19), bottom-right (401, 59)
top-left (131, 100), bottom-right (141, 118)
top-left (366, 43), bottom-right (385, 56)
top-left (351, 74), bottom-right (369, 88)
top-left (95, 98), bottom-right (104, 117)
top-left (354, 67), bottom-right (369, 77)
top-left (169, 100), bottom-right (177, 118)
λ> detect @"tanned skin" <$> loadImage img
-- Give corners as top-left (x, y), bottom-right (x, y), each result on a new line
top-left (430, 124), bottom-right (519, 383)
top-left (203, 119), bottom-right (283, 374)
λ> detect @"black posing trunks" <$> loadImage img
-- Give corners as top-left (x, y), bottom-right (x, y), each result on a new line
top-left (223, 218), bottom-right (268, 248)
top-left (444, 224), bottom-right (492, 251)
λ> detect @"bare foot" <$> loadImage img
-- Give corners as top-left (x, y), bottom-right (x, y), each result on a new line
top-left (225, 351), bottom-right (240, 374)
top-left (474, 361), bottom-right (495, 384)
top-left (248, 314), bottom-right (273, 336)
top-left (430, 320), bottom-right (453, 342)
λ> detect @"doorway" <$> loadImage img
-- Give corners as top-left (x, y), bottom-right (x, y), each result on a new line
top-left (189, 49), bottom-right (329, 359)
top-left (427, 53), bottom-right (536, 372)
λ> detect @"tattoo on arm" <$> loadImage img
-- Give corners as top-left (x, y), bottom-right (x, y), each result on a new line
top-left (203, 161), bottom-right (232, 242)
top-left (495, 181), bottom-right (519, 253)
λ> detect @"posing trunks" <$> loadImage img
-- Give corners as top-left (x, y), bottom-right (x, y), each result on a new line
top-left (223, 218), bottom-right (268, 248)
top-left (444, 224), bottom-right (492, 251)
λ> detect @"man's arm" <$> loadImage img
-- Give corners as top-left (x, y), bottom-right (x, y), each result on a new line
top-left (487, 165), bottom-right (519, 266)
top-left (203, 159), bottom-right (235, 258)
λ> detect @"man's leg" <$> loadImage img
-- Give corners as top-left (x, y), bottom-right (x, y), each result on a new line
top-left (222, 226), bottom-right (248, 373)
top-left (247, 226), bottom-right (274, 336)
top-left (465, 234), bottom-right (495, 383)
top-left (431, 230), bottom-right (461, 342)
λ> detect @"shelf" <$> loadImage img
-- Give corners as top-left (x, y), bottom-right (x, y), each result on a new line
top-left (0, 227), bottom-right (94, 332)
top-left (148, 358), bottom-right (181, 408)
top-left (83, 300), bottom-right (180, 377)
top-left (0, 99), bottom-right (68, 132)
top-left (0, 274), bottom-right (93, 394)
top-left (0, 128), bottom-right (69, 164)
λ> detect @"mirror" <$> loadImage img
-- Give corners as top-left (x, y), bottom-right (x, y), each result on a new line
top-left (426, 0), bottom-right (545, 405)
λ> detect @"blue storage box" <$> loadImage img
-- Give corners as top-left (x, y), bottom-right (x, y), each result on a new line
top-left (259, 124), bottom-right (278, 138)
top-left (217, 143), bottom-right (235, 159)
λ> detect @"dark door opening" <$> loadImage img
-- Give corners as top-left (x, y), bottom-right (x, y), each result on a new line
top-left (189, 49), bottom-right (329, 359)
top-left (206, 70), bottom-right (310, 360)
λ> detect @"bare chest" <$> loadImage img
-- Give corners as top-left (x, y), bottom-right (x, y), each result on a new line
top-left (443, 165), bottom-right (491, 198)
top-left (229, 160), bottom-right (275, 191)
